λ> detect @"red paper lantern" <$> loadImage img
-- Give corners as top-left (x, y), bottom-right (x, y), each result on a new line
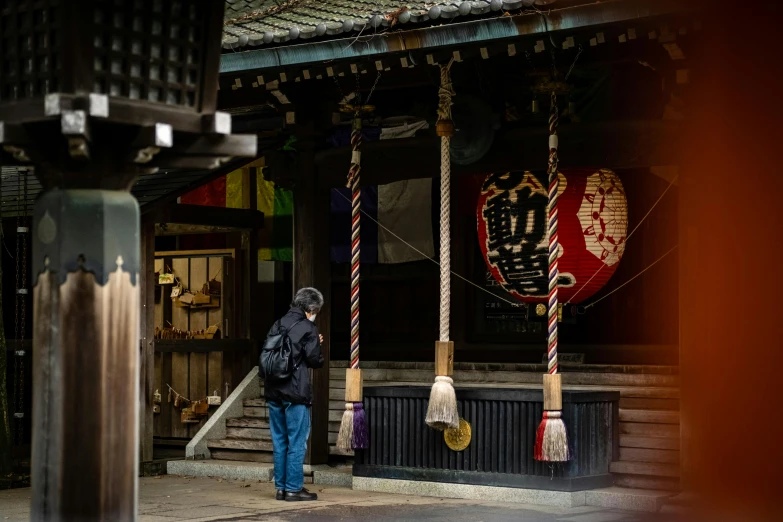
top-left (477, 169), bottom-right (628, 304)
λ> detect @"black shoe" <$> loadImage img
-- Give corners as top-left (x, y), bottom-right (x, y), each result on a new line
top-left (284, 488), bottom-right (317, 502)
top-left (275, 490), bottom-right (285, 501)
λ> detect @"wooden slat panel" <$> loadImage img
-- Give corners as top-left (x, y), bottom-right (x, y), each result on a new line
top-left (189, 258), bottom-right (208, 332)
top-left (206, 257), bottom-right (223, 336)
top-left (159, 353), bottom-right (173, 438)
top-left (188, 352), bottom-right (207, 437)
top-left (620, 422), bottom-right (679, 438)
top-left (209, 450), bottom-right (274, 463)
top-left (154, 258), bottom-right (164, 330)
top-left (620, 435), bottom-right (680, 450)
top-left (614, 474), bottom-right (680, 491)
top-left (619, 447), bottom-right (680, 464)
top-left (620, 409), bottom-right (679, 424)
top-left (619, 397), bottom-right (680, 411)
top-left (327, 368), bottom-right (679, 388)
top-left (171, 258), bottom-right (189, 330)
top-left (207, 352), bottom-right (223, 402)
top-left (329, 379), bottom-right (679, 399)
top-left (610, 461), bottom-right (680, 477)
top-left (170, 352), bottom-right (189, 438)
top-left (153, 353), bottom-right (162, 437)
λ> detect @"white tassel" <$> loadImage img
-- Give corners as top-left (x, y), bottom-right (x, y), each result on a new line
top-left (425, 376), bottom-right (459, 431)
top-left (536, 411), bottom-right (569, 462)
top-left (336, 403), bottom-right (354, 450)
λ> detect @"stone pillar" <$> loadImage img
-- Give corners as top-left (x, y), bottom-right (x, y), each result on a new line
top-left (31, 189), bottom-right (139, 521)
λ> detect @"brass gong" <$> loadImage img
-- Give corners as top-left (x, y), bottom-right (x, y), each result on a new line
top-left (444, 418), bottom-right (472, 451)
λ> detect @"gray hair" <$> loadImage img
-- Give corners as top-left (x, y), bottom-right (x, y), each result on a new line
top-left (292, 287), bottom-right (324, 314)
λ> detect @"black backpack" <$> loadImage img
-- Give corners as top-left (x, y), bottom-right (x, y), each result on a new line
top-left (259, 319), bottom-right (304, 381)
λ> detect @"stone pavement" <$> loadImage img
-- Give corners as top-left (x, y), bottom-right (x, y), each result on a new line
top-left (0, 476), bottom-right (678, 522)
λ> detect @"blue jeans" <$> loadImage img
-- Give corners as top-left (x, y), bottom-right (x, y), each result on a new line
top-left (267, 400), bottom-right (310, 492)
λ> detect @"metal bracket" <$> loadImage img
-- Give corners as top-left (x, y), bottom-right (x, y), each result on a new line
top-left (15, 350), bottom-right (25, 357)
top-left (14, 413), bottom-right (24, 419)
top-left (16, 288), bottom-right (28, 295)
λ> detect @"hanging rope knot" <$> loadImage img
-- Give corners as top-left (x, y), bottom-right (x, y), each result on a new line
top-left (436, 59), bottom-right (456, 136)
top-left (346, 116), bottom-right (362, 189)
top-left (435, 376), bottom-right (453, 385)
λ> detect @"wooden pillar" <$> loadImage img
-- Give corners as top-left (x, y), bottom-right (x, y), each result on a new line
top-left (139, 219), bottom-right (156, 464)
top-left (292, 143), bottom-right (331, 465)
top-left (31, 189), bottom-right (139, 521)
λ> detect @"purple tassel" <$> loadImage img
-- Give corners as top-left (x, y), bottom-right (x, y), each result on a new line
top-left (352, 402), bottom-right (369, 449)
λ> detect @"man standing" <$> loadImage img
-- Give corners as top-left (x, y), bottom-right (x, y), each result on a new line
top-left (264, 288), bottom-right (325, 501)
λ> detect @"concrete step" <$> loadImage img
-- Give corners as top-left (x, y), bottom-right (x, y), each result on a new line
top-left (207, 438), bottom-right (273, 452)
top-left (610, 460), bottom-right (680, 478)
top-left (620, 435), bottom-right (680, 450)
top-left (226, 417), bottom-right (269, 429)
top-left (618, 447), bottom-right (680, 464)
top-left (313, 467), bottom-right (353, 488)
top-left (243, 398), bottom-right (267, 407)
top-left (168, 459), bottom-right (273, 482)
top-left (619, 409), bottom-right (680, 424)
top-left (585, 487), bottom-right (673, 513)
top-left (226, 427), bottom-right (272, 441)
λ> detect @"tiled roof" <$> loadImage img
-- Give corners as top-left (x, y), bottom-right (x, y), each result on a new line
top-left (222, 0), bottom-right (558, 49)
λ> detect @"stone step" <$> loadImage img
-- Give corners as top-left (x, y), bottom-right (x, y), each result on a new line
top-left (226, 427), bottom-right (272, 441)
top-left (244, 406), bottom-right (269, 419)
top-left (620, 422), bottom-right (679, 438)
top-left (618, 447), bottom-right (680, 464)
top-left (168, 460), bottom-right (273, 482)
top-left (207, 438), bottom-right (273, 452)
top-left (614, 474), bottom-right (680, 492)
top-left (619, 409), bottom-right (680, 424)
top-left (243, 398), bottom-right (267, 407)
top-left (610, 460), bottom-right (680, 478)
top-left (620, 435), bottom-right (680, 450)
top-left (226, 417), bottom-right (269, 429)
top-left (585, 487), bottom-right (674, 513)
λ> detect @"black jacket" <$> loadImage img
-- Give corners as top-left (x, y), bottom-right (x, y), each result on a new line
top-left (263, 307), bottom-right (324, 405)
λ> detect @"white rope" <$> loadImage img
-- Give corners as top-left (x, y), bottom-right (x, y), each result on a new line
top-left (439, 135), bottom-right (451, 341)
top-left (438, 60), bottom-right (455, 343)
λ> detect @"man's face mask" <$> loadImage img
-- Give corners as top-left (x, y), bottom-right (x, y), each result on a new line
top-left (308, 314), bottom-right (317, 322)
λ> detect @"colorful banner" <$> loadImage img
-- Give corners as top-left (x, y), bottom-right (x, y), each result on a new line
top-left (179, 158), bottom-right (293, 262)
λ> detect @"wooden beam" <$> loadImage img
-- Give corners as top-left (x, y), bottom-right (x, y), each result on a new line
top-left (139, 220), bottom-right (155, 464)
top-left (293, 142), bottom-right (331, 465)
top-left (315, 120), bottom-right (682, 187)
top-left (153, 203), bottom-right (265, 229)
